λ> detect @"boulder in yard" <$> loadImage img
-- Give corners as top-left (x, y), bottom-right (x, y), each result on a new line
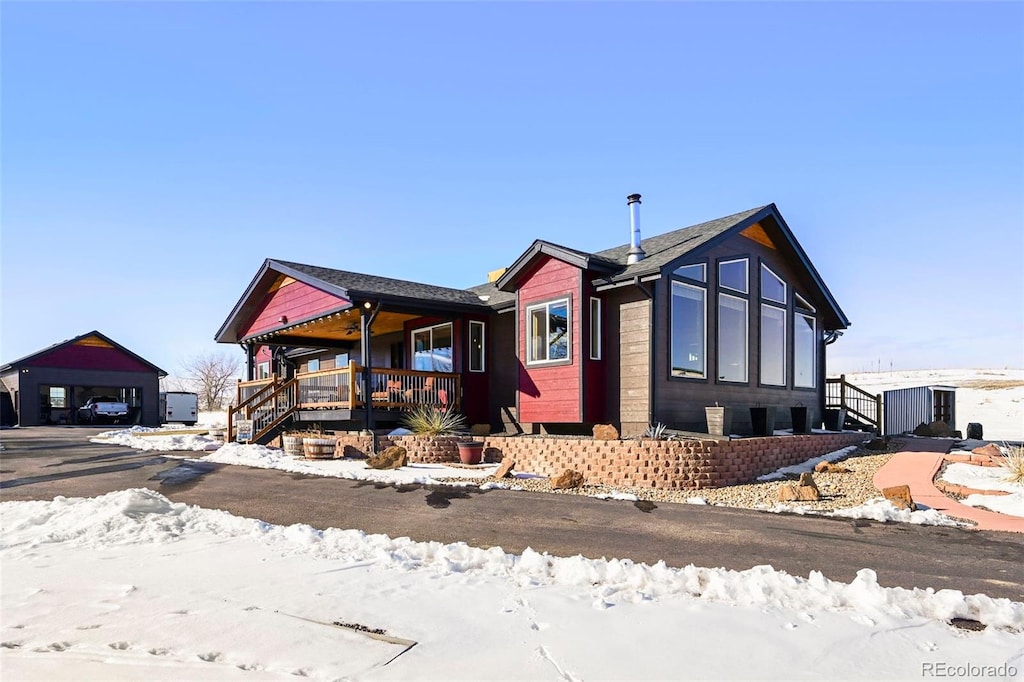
top-left (593, 423), bottom-right (619, 440)
top-left (778, 480), bottom-right (820, 502)
top-left (367, 446), bottom-right (407, 470)
top-left (882, 484), bottom-right (916, 511)
top-left (913, 422), bottom-right (932, 436)
top-left (494, 457), bottom-right (515, 479)
top-left (865, 437), bottom-right (889, 451)
top-left (927, 420), bottom-right (952, 437)
top-left (814, 461), bottom-right (852, 474)
top-left (971, 443), bottom-right (1003, 459)
top-left (551, 469), bottom-right (585, 489)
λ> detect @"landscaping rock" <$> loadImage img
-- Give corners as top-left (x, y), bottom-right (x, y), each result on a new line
top-left (494, 458), bottom-right (515, 479)
top-left (593, 424), bottom-right (619, 440)
top-left (913, 422), bottom-right (932, 436)
top-left (865, 437), bottom-right (889, 451)
top-left (966, 422), bottom-right (983, 440)
top-left (814, 461), bottom-right (852, 474)
top-left (882, 484), bottom-right (916, 511)
top-left (367, 446), bottom-right (407, 470)
top-left (972, 443), bottom-right (1003, 458)
top-left (551, 469), bottom-right (584, 489)
top-left (927, 420), bottom-right (953, 437)
top-left (778, 473), bottom-right (820, 502)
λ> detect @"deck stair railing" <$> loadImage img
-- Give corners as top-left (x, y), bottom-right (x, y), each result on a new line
top-left (825, 374), bottom-right (882, 432)
top-left (227, 375), bottom-right (300, 443)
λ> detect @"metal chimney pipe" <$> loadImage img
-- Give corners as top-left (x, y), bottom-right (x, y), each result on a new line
top-left (626, 193), bottom-right (645, 264)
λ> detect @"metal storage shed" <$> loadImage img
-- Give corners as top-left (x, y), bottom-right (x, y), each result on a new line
top-left (882, 385), bottom-right (956, 436)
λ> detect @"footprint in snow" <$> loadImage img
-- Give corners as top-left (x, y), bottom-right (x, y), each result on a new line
top-left (1, 641), bottom-right (23, 649)
top-left (198, 651), bottom-right (223, 662)
top-left (76, 624), bottom-right (102, 630)
top-left (108, 641), bottom-right (131, 650)
top-left (148, 648), bottom-right (171, 656)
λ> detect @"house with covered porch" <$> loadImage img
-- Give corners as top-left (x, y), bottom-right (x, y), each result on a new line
top-left (215, 196), bottom-right (853, 444)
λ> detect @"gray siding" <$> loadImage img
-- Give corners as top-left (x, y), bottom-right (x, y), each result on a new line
top-left (650, 230), bottom-right (826, 434)
top-left (883, 386), bottom-right (956, 436)
top-left (9, 367), bottom-right (161, 426)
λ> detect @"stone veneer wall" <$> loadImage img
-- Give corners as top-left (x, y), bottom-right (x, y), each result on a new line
top-left (333, 432), bottom-right (868, 490)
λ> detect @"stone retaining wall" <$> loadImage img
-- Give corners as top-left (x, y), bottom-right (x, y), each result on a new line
top-left (333, 431), bottom-right (868, 490)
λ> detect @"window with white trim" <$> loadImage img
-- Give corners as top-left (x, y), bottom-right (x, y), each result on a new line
top-left (759, 263), bottom-right (787, 386)
top-left (718, 293), bottom-right (748, 382)
top-left (795, 291), bottom-right (816, 313)
top-left (469, 321), bottom-right (485, 372)
top-left (760, 304), bottom-right (786, 386)
top-left (527, 298), bottom-right (570, 364)
top-left (719, 258), bottom-right (748, 293)
top-left (760, 263), bottom-right (786, 304)
top-left (671, 281), bottom-right (706, 378)
top-left (307, 358), bottom-right (320, 372)
top-left (412, 323), bottom-right (453, 372)
top-left (589, 297), bottom-right (602, 360)
top-left (794, 313), bottom-right (816, 388)
top-left (256, 362), bottom-right (270, 379)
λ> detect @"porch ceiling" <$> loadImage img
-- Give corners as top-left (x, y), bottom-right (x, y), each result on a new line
top-left (248, 309), bottom-right (417, 344)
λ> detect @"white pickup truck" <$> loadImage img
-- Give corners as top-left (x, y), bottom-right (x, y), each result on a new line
top-left (78, 396), bottom-right (130, 424)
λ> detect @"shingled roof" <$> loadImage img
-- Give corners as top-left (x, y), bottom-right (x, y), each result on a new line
top-left (273, 260), bottom-right (491, 309)
top-left (588, 205), bottom-right (769, 286)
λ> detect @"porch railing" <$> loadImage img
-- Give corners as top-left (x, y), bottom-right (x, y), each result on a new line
top-left (825, 374), bottom-right (882, 432)
top-left (227, 364), bottom-right (461, 442)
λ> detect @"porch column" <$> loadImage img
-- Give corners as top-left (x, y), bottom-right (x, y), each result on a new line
top-left (360, 302), bottom-right (381, 433)
top-left (245, 343), bottom-right (256, 381)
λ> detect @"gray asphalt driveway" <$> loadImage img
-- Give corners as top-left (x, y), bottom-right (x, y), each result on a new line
top-left (2, 427), bottom-right (1022, 601)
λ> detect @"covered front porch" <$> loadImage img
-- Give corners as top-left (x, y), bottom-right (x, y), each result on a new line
top-left (227, 362), bottom-right (461, 443)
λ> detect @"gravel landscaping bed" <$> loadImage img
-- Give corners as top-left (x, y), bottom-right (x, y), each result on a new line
top-left (441, 440), bottom-right (902, 514)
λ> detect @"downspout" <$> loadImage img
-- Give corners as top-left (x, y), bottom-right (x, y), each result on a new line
top-left (360, 301), bottom-right (382, 434)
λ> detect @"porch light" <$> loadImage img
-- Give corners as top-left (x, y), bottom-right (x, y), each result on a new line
top-left (363, 301), bottom-right (372, 309)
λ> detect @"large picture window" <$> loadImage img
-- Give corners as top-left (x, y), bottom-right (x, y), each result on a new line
top-left (527, 298), bottom-right (570, 364)
top-left (413, 323), bottom-right (453, 372)
top-left (671, 281), bottom-right (706, 378)
top-left (760, 304), bottom-right (786, 386)
top-left (794, 313), bottom-right (816, 388)
top-left (718, 294), bottom-right (748, 382)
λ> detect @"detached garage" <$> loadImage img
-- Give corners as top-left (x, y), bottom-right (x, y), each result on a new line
top-left (0, 331), bottom-right (167, 427)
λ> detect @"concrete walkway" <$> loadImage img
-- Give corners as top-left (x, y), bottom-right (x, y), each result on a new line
top-left (873, 438), bottom-right (1024, 533)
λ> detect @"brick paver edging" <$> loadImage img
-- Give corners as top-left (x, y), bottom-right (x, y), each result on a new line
top-left (333, 431), bottom-right (868, 490)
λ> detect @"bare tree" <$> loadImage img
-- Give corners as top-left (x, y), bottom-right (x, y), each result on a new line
top-left (179, 352), bottom-right (242, 410)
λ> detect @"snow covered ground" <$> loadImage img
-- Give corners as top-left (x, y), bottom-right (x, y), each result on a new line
top-left (3, 489), bottom-right (1022, 681)
top-left (940, 449), bottom-right (1024, 519)
top-left (5, 370), bottom-right (1023, 679)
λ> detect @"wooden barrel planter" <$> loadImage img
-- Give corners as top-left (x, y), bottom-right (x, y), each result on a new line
top-left (283, 435), bottom-right (305, 458)
top-left (303, 437), bottom-right (336, 459)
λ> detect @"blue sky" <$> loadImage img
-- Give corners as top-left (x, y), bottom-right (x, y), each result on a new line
top-left (3, 1), bottom-right (1022, 376)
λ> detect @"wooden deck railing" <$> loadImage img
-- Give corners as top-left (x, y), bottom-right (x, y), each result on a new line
top-left (227, 364), bottom-right (461, 442)
top-left (825, 374), bottom-right (882, 432)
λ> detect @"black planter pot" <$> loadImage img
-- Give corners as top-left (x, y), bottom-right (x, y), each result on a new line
top-left (824, 408), bottom-right (847, 431)
top-left (749, 406), bottom-right (776, 436)
top-left (790, 406), bottom-right (809, 434)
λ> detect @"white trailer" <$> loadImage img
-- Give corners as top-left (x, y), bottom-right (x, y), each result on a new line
top-left (159, 391), bottom-right (199, 425)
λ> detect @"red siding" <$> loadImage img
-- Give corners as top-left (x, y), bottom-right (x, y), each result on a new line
top-left (242, 279), bottom-right (348, 338)
top-left (518, 257), bottom-right (582, 423)
top-left (26, 343), bottom-right (154, 373)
